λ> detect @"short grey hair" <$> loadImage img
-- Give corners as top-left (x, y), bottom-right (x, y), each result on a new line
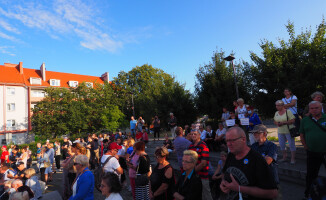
top-left (309, 101), bottom-right (322, 107)
top-left (183, 150), bottom-right (198, 163)
top-left (237, 98), bottom-right (244, 103)
top-left (311, 91), bottom-right (324, 100)
top-left (11, 179), bottom-right (23, 189)
top-left (275, 100), bottom-right (284, 106)
top-left (74, 155), bottom-right (89, 167)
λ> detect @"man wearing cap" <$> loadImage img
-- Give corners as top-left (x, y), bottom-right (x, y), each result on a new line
top-left (100, 142), bottom-right (123, 177)
top-left (1, 145), bottom-right (9, 164)
top-left (251, 125), bottom-right (279, 184)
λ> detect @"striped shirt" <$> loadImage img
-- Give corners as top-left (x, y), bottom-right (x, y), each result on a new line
top-left (188, 140), bottom-right (209, 179)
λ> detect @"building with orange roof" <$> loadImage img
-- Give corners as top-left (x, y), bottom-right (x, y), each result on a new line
top-left (0, 62), bottom-right (109, 144)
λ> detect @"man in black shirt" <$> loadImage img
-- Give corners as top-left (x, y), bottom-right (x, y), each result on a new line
top-left (62, 137), bottom-right (70, 160)
top-left (220, 127), bottom-right (278, 200)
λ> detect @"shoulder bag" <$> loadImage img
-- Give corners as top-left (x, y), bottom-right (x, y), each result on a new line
top-left (135, 156), bottom-right (149, 186)
top-left (309, 116), bottom-right (326, 132)
top-left (286, 110), bottom-right (300, 137)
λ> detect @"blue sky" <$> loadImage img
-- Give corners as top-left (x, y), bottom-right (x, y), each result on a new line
top-left (0, 0), bottom-right (325, 92)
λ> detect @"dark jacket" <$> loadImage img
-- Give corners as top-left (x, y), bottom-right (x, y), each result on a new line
top-left (174, 169), bottom-right (202, 200)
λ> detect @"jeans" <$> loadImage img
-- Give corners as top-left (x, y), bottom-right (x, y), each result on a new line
top-left (202, 178), bottom-right (213, 200)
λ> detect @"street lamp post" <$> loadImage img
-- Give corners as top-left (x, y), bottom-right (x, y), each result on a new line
top-left (224, 55), bottom-right (239, 99)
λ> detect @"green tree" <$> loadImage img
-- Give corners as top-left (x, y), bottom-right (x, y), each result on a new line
top-left (250, 20), bottom-right (326, 116)
top-left (113, 64), bottom-right (197, 128)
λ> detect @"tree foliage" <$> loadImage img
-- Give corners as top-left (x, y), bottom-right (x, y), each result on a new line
top-left (113, 64), bottom-right (197, 128)
top-left (250, 20), bottom-right (326, 116)
top-left (194, 50), bottom-right (251, 119)
top-left (31, 82), bottom-right (126, 139)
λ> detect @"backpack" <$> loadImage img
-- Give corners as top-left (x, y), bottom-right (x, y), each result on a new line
top-left (94, 156), bottom-right (113, 192)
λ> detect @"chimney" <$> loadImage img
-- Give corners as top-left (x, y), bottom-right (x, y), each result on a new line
top-left (101, 72), bottom-right (109, 83)
top-left (40, 63), bottom-right (46, 81)
top-left (18, 62), bottom-right (23, 74)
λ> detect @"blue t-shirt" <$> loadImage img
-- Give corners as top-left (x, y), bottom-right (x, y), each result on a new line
top-left (130, 120), bottom-right (137, 129)
top-left (127, 146), bottom-right (134, 155)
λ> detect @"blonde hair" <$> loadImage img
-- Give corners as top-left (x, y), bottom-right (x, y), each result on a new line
top-left (24, 168), bottom-right (36, 178)
top-left (127, 138), bottom-right (135, 148)
top-left (183, 150), bottom-right (198, 163)
top-left (275, 100), bottom-right (284, 106)
top-left (47, 143), bottom-right (54, 148)
top-left (155, 147), bottom-right (169, 158)
top-left (75, 155), bottom-right (89, 167)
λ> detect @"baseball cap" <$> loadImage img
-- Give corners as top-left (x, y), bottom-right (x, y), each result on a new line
top-left (108, 142), bottom-right (122, 150)
top-left (2, 145), bottom-right (7, 149)
top-left (250, 124), bottom-right (267, 133)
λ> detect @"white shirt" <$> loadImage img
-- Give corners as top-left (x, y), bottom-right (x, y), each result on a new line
top-left (72, 176), bottom-right (79, 197)
top-left (101, 155), bottom-right (121, 177)
top-left (105, 193), bottom-right (123, 200)
top-left (200, 130), bottom-right (207, 140)
top-left (117, 146), bottom-right (126, 156)
top-left (216, 128), bottom-right (226, 137)
top-left (282, 95), bottom-right (298, 115)
top-left (4, 169), bottom-right (16, 181)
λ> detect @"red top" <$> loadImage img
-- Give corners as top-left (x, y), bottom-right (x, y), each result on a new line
top-left (1, 150), bottom-right (9, 163)
top-left (188, 140), bottom-right (210, 179)
top-left (142, 132), bottom-right (149, 142)
top-left (136, 132), bottom-right (143, 140)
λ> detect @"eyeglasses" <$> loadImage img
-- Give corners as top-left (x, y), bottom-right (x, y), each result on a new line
top-left (182, 160), bottom-right (193, 164)
top-left (73, 163), bottom-right (80, 166)
top-left (155, 155), bottom-right (163, 159)
top-left (226, 137), bottom-right (243, 143)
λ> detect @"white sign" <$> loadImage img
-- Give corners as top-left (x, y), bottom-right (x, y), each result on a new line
top-left (226, 119), bottom-right (235, 127)
top-left (240, 118), bottom-right (250, 126)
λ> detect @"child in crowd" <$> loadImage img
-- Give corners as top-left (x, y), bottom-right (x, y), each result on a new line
top-left (211, 151), bottom-right (228, 200)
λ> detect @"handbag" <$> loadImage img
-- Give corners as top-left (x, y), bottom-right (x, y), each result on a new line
top-left (44, 161), bottom-right (51, 168)
top-left (286, 110), bottom-right (300, 137)
top-left (135, 156), bottom-right (149, 186)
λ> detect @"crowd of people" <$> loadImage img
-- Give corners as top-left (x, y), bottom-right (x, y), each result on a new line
top-left (0, 89), bottom-right (324, 200)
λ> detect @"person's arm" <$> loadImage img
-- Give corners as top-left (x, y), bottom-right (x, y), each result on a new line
top-left (285, 99), bottom-right (297, 108)
top-left (151, 167), bottom-right (172, 198)
top-left (222, 174), bottom-right (278, 199)
top-left (300, 133), bottom-right (308, 150)
top-left (195, 159), bottom-right (207, 172)
top-left (212, 163), bottom-right (221, 180)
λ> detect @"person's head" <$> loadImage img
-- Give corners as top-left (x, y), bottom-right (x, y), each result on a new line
top-left (247, 106), bottom-right (254, 115)
top-left (284, 88), bottom-right (292, 97)
top-left (103, 139), bottom-right (109, 147)
top-left (71, 143), bottom-right (86, 155)
top-left (21, 147), bottom-right (27, 153)
top-left (275, 100), bottom-right (285, 111)
top-left (64, 137), bottom-right (68, 142)
top-left (2, 145), bottom-right (7, 152)
top-left (74, 155), bottom-right (89, 171)
top-left (11, 179), bottom-right (23, 191)
top-left (134, 141), bottom-right (145, 154)
top-left (229, 111), bottom-right (235, 118)
top-left (100, 172), bottom-right (122, 197)
top-left (206, 125), bottom-right (212, 132)
top-left (176, 127), bottom-right (183, 136)
top-left (12, 148), bottom-right (19, 154)
top-left (311, 91), bottom-right (324, 102)
top-left (107, 142), bottom-right (122, 155)
top-left (155, 115), bottom-right (158, 119)
top-left (24, 168), bottom-right (36, 179)
top-left (237, 98), bottom-right (244, 106)
top-left (191, 123), bottom-right (196, 130)
top-left (47, 143), bottom-right (53, 149)
top-left (138, 116), bottom-right (142, 120)
top-left (220, 151), bottom-right (228, 161)
top-left (218, 123), bottom-right (224, 130)
top-left (309, 101), bottom-right (323, 117)
top-left (155, 147), bottom-right (169, 164)
top-left (170, 113), bottom-right (174, 117)
top-left (4, 179), bottom-right (13, 190)
top-left (182, 150), bottom-right (198, 171)
top-left (16, 162), bottom-right (25, 171)
top-left (164, 134), bottom-right (169, 140)
top-left (252, 124), bottom-right (268, 143)
top-left (131, 116), bottom-right (134, 120)
top-left (116, 138), bottom-right (122, 145)
top-left (190, 130), bottom-right (200, 143)
top-left (127, 138), bottom-right (135, 148)
top-left (87, 136), bottom-right (92, 142)
top-left (99, 134), bottom-right (103, 138)
top-left (225, 127), bottom-right (247, 155)
top-left (199, 125), bottom-right (204, 131)
top-left (233, 100), bottom-right (238, 107)
top-left (184, 125), bottom-right (189, 130)
top-left (222, 107), bottom-right (228, 113)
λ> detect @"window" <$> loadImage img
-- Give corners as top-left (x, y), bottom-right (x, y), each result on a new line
top-left (7, 88), bottom-right (15, 95)
top-left (69, 81), bottom-right (78, 87)
top-left (30, 77), bottom-right (42, 85)
top-left (7, 103), bottom-right (15, 111)
top-left (6, 120), bottom-right (15, 127)
top-left (32, 90), bottom-right (46, 97)
top-left (86, 82), bottom-right (93, 88)
top-left (50, 79), bottom-right (60, 86)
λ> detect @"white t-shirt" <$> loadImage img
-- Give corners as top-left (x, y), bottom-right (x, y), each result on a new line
top-left (117, 146), bottom-right (126, 156)
top-left (105, 193), bottom-right (123, 200)
top-left (200, 130), bottom-right (207, 140)
top-left (4, 169), bottom-right (16, 181)
top-left (236, 105), bottom-right (247, 119)
top-left (216, 128), bottom-right (226, 137)
top-left (282, 95), bottom-right (298, 115)
top-left (101, 155), bottom-right (121, 176)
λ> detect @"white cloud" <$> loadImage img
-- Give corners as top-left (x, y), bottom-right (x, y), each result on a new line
top-left (0, 31), bottom-right (17, 41)
top-left (0, 46), bottom-right (15, 56)
top-left (0, 0), bottom-right (124, 52)
top-left (0, 18), bottom-right (20, 33)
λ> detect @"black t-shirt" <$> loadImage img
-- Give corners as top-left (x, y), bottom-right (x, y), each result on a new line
top-left (222, 149), bottom-right (277, 200)
top-left (150, 164), bottom-right (175, 200)
top-left (137, 155), bottom-right (150, 174)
